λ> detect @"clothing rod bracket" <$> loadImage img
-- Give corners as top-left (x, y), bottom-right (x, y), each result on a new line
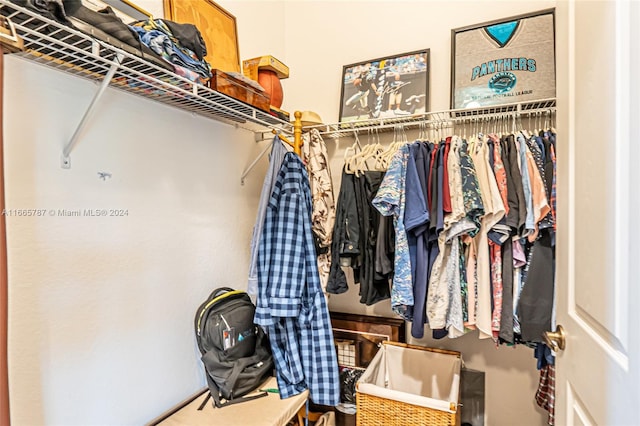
top-left (61, 53), bottom-right (124, 169)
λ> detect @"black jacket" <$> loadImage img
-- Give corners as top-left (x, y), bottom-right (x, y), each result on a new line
top-left (327, 168), bottom-right (359, 294)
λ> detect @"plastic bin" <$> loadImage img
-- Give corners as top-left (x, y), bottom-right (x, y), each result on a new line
top-left (356, 341), bottom-right (461, 426)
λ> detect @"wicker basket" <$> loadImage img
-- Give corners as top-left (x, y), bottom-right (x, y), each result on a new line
top-left (356, 342), bottom-right (461, 426)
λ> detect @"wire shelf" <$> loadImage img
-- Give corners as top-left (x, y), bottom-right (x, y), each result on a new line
top-left (308, 98), bottom-right (557, 138)
top-left (0, 0), bottom-right (292, 133)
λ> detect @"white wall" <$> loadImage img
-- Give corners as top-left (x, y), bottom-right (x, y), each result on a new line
top-left (277, 1), bottom-right (554, 425)
top-left (6, 1), bottom-right (555, 425)
top-left (5, 0), bottom-right (287, 424)
top-left (282, 0), bottom-right (556, 117)
top-left (4, 58), bottom-right (269, 424)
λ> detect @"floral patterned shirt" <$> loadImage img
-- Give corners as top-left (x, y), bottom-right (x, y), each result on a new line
top-left (373, 145), bottom-right (413, 318)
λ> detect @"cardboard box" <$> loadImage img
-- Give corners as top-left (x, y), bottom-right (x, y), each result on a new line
top-left (209, 69), bottom-right (271, 112)
top-left (243, 55), bottom-right (289, 81)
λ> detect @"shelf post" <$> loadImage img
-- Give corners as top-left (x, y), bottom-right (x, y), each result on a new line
top-left (61, 53), bottom-right (124, 169)
top-left (293, 111), bottom-right (302, 156)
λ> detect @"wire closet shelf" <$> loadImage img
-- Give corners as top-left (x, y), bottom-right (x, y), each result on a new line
top-left (308, 98), bottom-right (557, 139)
top-left (0, 0), bottom-right (292, 133)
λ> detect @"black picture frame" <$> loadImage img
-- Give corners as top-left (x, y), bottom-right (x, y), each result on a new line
top-left (339, 49), bottom-right (430, 123)
top-left (451, 9), bottom-right (556, 109)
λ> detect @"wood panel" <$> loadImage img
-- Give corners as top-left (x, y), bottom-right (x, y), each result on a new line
top-left (0, 45), bottom-right (10, 426)
top-left (163, 0), bottom-right (240, 72)
top-left (330, 312), bottom-right (406, 368)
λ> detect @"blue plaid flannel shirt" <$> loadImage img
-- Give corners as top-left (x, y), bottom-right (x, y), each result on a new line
top-left (255, 152), bottom-right (340, 406)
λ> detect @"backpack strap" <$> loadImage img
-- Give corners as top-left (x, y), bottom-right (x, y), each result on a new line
top-left (225, 356), bottom-right (257, 394)
top-left (199, 354), bottom-right (269, 409)
top-left (211, 287), bottom-right (237, 299)
top-left (197, 392), bottom-right (212, 411)
top-left (197, 364), bottom-right (269, 409)
top-left (198, 389), bottom-right (268, 410)
top-left (214, 391), bottom-right (268, 408)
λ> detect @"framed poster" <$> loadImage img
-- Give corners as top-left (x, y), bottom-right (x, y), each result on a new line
top-left (451, 9), bottom-right (555, 109)
top-left (163, 0), bottom-right (240, 72)
top-left (339, 49), bottom-right (429, 123)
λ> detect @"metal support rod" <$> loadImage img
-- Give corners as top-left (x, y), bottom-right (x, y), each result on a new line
top-left (61, 53), bottom-right (123, 166)
top-left (240, 138), bottom-right (274, 185)
top-left (311, 97), bottom-right (556, 137)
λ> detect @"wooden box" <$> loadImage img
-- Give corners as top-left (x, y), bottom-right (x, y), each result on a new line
top-left (209, 69), bottom-right (271, 112)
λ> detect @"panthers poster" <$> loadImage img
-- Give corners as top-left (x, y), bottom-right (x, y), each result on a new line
top-left (451, 9), bottom-right (555, 109)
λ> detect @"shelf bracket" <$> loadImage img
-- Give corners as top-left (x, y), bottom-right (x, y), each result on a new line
top-left (61, 53), bottom-right (124, 169)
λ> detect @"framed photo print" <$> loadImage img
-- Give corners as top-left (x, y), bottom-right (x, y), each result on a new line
top-left (451, 9), bottom-right (555, 109)
top-left (339, 49), bottom-right (430, 123)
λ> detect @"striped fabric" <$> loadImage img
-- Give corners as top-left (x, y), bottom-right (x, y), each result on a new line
top-left (535, 364), bottom-right (555, 425)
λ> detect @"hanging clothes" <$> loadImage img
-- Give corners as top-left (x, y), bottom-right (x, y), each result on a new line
top-left (302, 129), bottom-right (337, 293)
top-left (247, 136), bottom-right (288, 302)
top-left (426, 142), bottom-right (447, 339)
top-left (503, 134), bottom-right (527, 235)
top-left (488, 136), bottom-right (509, 339)
top-left (517, 134), bottom-right (536, 238)
top-left (326, 166), bottom-right (357, 296)
top-left (535, 344), bottom-right (556, 426)
top-left (325, 125), bottom-right (556, 348)
top-left (326, 166), bottom-right (394, 302)
top-left (406, 141), bottom-right (434, 339)
top-left (470, 137), bottom-right (505, 340)
top-left (404, 142), bottom-right (429, 337)
top-left (427, 138), bottom-right (475, 339)
top-left (499, 134), bottom-right (522, 343)
top-left (458, 140), bottom-right (484, 329)
top-left (255, 152), bottom-right (340, 406)
top-left (354, 171), bottom-right (394, 304)
top-left (373, 145), bottom-right (414, 319)
top-left (517, 133), bottom-right (557, 343)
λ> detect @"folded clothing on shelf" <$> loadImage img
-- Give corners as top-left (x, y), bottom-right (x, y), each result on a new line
top-left (8, 0), bottom-right (174, 72)
top-left (131, 18), bottom-right (212, 84)
top-left (160, 19), bottom-right (206, 62)
top-left (62, 0), bottom-right (174, 72)
top-left (9, 0), bottom-right (69, 25)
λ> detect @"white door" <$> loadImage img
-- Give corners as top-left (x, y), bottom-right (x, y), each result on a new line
top-left (555, 1), bottom-right (640, 425)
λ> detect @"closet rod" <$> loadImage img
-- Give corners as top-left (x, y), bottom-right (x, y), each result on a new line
top-left (310, 97), bottom-right (556, 138)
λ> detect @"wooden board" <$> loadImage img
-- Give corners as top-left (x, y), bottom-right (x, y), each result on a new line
top-left (163, 0), bottom-right (240, 73)
top-left (148, 377), bottom-right (308, 426)
top-left (330, 312), bottom-right (406, 369)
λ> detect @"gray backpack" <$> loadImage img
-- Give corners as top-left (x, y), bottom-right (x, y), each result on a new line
top-left (194, 287), bottom-right (273, 409)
